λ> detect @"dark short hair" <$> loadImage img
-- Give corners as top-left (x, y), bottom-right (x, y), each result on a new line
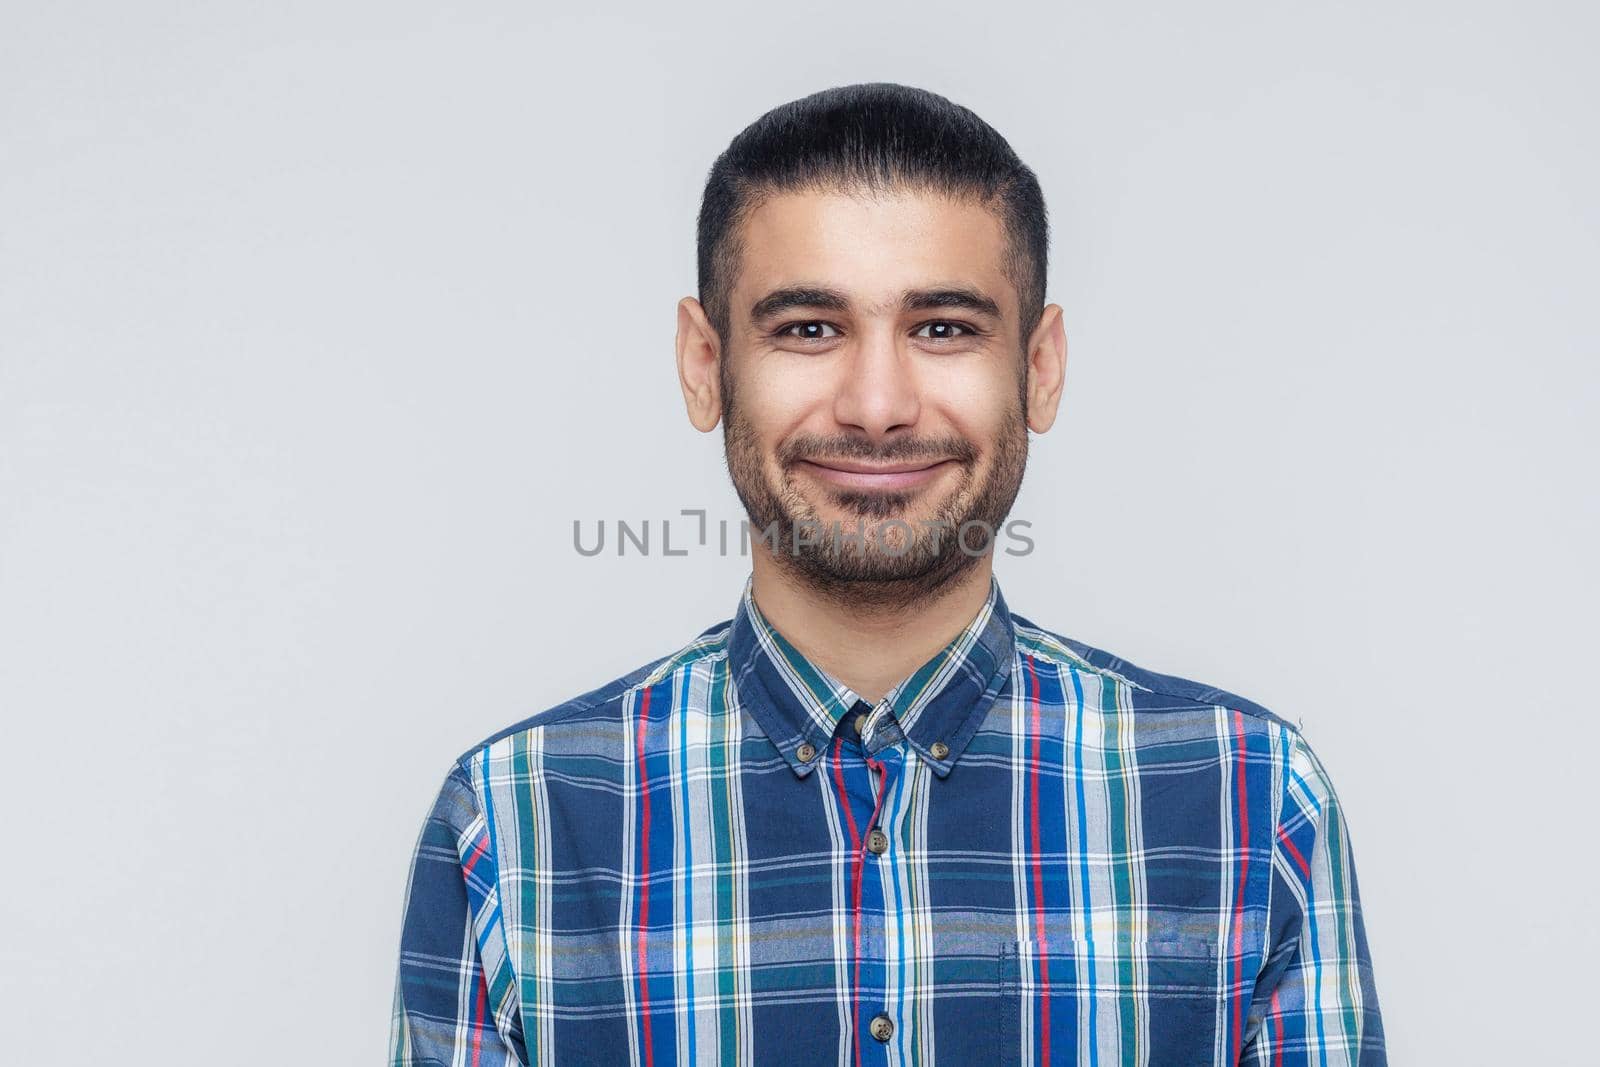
top-left (696, 82), bottom-right (1050, 346)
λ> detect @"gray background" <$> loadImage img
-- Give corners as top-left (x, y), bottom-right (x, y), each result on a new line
top-left (3, 2), bottom-right (1595, 1062)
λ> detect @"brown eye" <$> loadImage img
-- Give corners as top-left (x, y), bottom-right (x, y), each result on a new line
top-left (782, 322), bottom-right (839, 340)
top-left (916, 321), bottom-right (970, 340)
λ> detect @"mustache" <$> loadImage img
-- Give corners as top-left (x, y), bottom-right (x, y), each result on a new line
top-left (778, 435), bottom-right (979, 467)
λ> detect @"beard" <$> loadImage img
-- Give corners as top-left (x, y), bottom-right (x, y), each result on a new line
top-left (721, 369), bottom-right (1030, 609)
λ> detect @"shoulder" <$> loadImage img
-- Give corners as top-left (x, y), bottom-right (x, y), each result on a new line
top-left (450, 615), bottom-right (736, 771)
top-left (1008, 610), bottom-right (1301, 733)
top-left (1009, 613), bottom-right (1342, 820)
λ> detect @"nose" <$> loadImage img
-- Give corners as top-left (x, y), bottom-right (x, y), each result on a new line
top-left (831, 326), bottom-right (921, 438)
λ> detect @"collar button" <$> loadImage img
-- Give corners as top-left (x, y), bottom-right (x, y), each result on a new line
top-left (796, 742), bottom-right (817, 762)
top-left (929, 741), bottom-right (950, 760)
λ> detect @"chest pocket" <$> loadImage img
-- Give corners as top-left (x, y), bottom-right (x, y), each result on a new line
top-left (996, 936), bottom-right (1225, 1065)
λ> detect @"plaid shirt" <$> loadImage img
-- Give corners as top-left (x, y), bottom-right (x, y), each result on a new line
top-left (389, 575), bottom-right (1385, 1065)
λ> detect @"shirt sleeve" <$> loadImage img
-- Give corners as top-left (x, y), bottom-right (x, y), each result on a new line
top-left (1241, 726), bottom-right (1387, 1066)
top-left (388, 759), bottom-right (527, 1067)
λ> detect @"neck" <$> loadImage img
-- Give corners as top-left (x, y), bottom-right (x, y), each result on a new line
top-left (748, 552), bottom-right (995, 705)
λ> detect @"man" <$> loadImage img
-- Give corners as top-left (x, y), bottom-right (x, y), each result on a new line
top-left (389, 83), bottom-right (1385, 1066)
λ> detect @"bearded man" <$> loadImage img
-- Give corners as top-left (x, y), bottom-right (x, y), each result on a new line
top-left (389, 82), bottom-right (1386, 1067)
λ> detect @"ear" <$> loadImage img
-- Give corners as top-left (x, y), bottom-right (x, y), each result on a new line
top-left (676, 297), bottom-right (723, 432)
top-left (1022, 303), bottom-right (1067, 433)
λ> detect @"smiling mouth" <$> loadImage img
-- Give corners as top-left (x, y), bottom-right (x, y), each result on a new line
top-left (794, 457), bottom-right (956, 493)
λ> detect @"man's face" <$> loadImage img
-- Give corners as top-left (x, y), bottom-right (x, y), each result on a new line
top-left (718, 187), bottom-right (1032, 598)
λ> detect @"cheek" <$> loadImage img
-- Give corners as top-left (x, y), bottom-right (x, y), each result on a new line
top-left (931, 371), bottom-right (1019, 441)
top-left (737, 365), bottom-right (834, 438)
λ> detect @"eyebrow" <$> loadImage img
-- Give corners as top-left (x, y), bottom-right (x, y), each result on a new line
top-left (749, 286), bottom-right (851, 321)
top-left (902, 286), bottom-right (1002, 319)
top-left (748, 285), bottom-right (1002, 323)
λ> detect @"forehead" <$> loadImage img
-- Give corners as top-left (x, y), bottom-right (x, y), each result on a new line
top-left (732, 187), bottom-right (1016, 320)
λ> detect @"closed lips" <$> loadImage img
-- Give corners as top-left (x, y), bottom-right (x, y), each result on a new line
top-left (797, 458), bottom-right (954, 490)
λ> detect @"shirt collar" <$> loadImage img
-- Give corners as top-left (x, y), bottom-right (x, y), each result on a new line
top-left (726, 572), bottom-right (1017, 779)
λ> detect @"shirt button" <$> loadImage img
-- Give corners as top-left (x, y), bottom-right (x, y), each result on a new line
top-left (929, 741), bottom-right (949, 760)
top-left (853, 713), bottom-right (867, 735)
top-left (866, 828), bottom-right (889, 855)
top-left (796, 742), bottom-right (817, 762)
top-left (869, 1013), bottom-right (894, 1042)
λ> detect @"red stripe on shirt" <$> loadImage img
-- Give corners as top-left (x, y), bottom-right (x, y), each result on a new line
top-left (635, 686), bottom-right (656, 1067)
top-left (1025, 654), bottom-right (1052, 1066)
top-left (1229, 708), bottom-right (1251, 1060)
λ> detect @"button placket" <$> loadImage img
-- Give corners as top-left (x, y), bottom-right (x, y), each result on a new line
top-left (862, 752), bottom-right (893, 857)
top-left (856, 747), bottom-right (904, 1059)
